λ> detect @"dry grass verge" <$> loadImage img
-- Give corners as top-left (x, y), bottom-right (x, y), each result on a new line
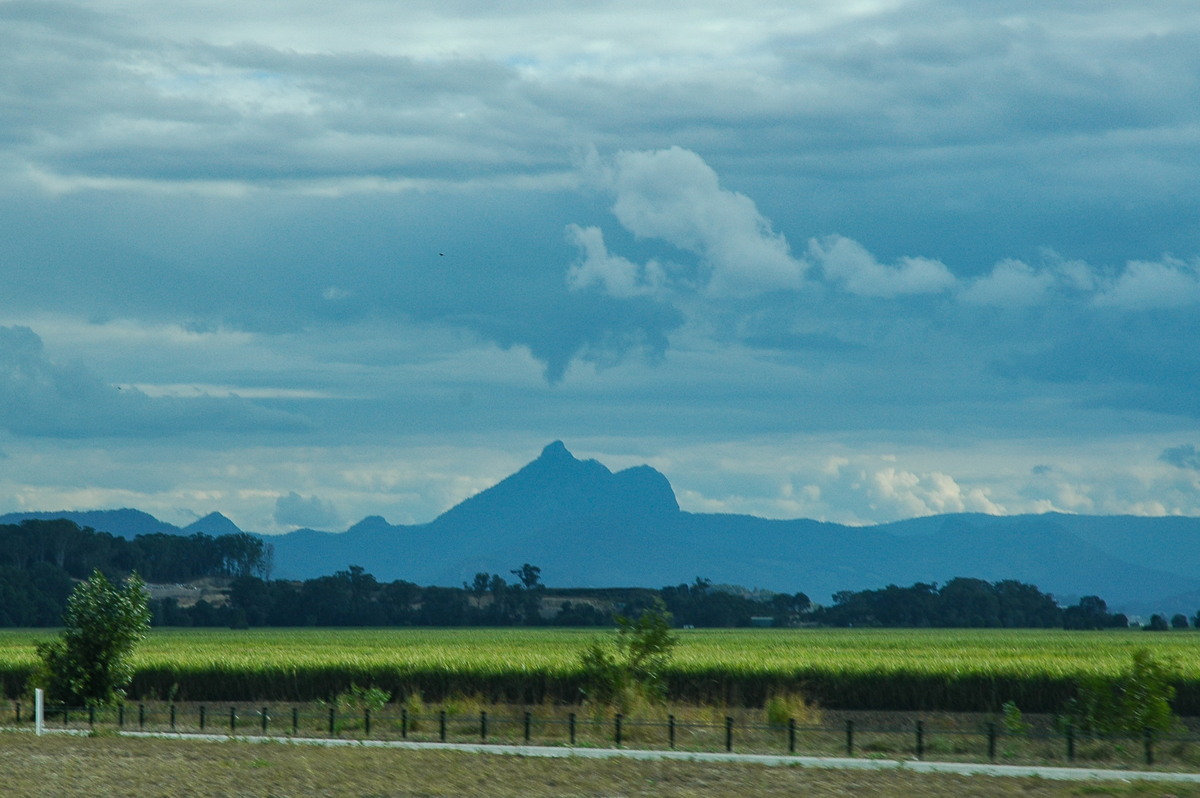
top-left (2, 731), bottom-right (1198, 798)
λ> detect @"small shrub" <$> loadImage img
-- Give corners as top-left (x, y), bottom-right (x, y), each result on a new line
top-left (1062, 649), bottom-right (1177, 735)
top-left (401, 691), bottom-right (426, 731)
top-left (1000, 700), bottom-right (1029, 735)
top-left (765, 691), bottom-right (821, 728)
top-left (335, 684), bottom-right (391, 714)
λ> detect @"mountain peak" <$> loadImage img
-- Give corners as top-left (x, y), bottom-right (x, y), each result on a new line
top-left (431, 442), bottom-right (677, 531)
top-left (538, 440), bottom-right (574, 462)
top-left (181, 512), bottom-right (244, 536)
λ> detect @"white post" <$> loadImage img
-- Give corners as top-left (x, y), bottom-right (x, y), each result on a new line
top-left (34, 688), bottom-right (44, 736)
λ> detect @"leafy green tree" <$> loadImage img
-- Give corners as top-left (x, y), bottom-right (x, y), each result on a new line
top-left (34, 570), bottom-right (151, 706)
top-left (580, 599), bottom-right (677, 710)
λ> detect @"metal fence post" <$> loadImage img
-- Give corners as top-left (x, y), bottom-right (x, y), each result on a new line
top-left (40, 700), bottom-right (1177, 767)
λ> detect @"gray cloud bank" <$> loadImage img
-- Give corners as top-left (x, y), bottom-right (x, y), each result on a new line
top-left (1, 1), bottom-right (1199, 528)
top-left (1161, 445), bottom-right (1200, 472)
top-left (274, 491), bottom-right (341, 530)
top-left (0, 326), bottom-right (307, 437)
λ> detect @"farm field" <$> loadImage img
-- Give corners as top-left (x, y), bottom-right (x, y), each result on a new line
top-left (2, 627), bottom-right (1200, 712)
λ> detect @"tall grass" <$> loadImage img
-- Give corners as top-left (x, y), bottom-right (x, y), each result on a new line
top-left (1, 628), bottom-right (1198, 713)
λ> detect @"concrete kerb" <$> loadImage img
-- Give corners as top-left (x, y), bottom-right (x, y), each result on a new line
top-left (7, 724), bottom-right (1200, 784)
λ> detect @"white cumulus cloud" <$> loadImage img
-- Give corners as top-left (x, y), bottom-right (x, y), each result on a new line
top-left (869, 467), bottom-right (1004, 518)
top-left (809, 234), bottom-right (956, 297)
top-left (607, 146), bottom-right (806, 297)
top-left (1092, 256), bottom-right (1200, 309)
top-left (565, 224), bottom-right (666, 297)
top-left (960, 259), bottom-right (1055, 307)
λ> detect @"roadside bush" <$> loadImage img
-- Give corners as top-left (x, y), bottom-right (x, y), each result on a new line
top-left (765, 691), bottom-right (821, 728)
top-left (1000, 700), bottom-right (1029, 735)
top-left (580, 599), bottom-right (677, 713)
top-left (1062, 649), bottom-right (1177, 735)
top-left (336, 683), bottom-right (392, 713)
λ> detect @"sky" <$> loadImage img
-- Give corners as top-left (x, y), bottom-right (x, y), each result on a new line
top-left (2, 0), bottom-right (1200, 534)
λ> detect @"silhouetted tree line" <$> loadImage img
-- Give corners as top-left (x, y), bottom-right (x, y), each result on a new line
top-left (0, 519), bottom-right (267, 582)
top-left (214, 569), bottom-right (805, 629)
top-left (0, 520), bottom-right (1157, 631)
top-left (217, 565), bottom-right (557, 628)
top-left (817, 578), bottom-right (1129, 629)
top-left (0, 519), bottom-right (267, 626)
top-left (1061, 594), bottom-right (1131, 630)
top-left (659, 578), bottom-right (811, 628)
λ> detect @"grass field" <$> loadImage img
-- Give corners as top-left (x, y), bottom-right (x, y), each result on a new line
top-left (2, 732), bottom-right (1198, 798)
top-left (2, 627), bottom-right (1200, 712)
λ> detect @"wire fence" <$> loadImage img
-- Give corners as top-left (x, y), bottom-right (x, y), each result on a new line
top-left (10, 700), bottom-right (1200, 771)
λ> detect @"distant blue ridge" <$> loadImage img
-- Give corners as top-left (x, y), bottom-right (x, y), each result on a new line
top-left (5, 443), bottom-right (1200, 617)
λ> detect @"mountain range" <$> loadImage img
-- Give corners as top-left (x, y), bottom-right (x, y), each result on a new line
top-left (5, 441), bottom-right (1199, 616)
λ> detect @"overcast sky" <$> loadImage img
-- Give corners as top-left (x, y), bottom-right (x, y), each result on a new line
top-left (2, 0), bottom-right (1199, 534)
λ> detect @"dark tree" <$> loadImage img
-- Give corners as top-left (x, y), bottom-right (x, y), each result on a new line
top-left (511, 563), bottom-right (543, 591)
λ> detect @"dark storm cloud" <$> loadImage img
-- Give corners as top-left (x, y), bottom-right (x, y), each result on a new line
top-left (0, 326), bottom-right (308, 438)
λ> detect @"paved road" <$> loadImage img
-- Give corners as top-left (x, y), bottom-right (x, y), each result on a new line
top-left (35, 728), bottom-right (1196, 785)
